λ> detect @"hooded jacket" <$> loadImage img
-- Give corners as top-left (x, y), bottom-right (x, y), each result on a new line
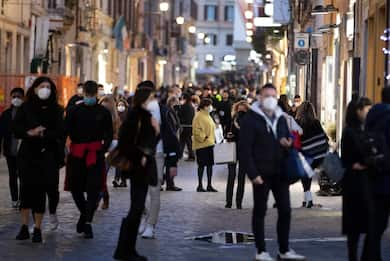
top-left (365, 103), bottom-right (390, 195)
top-left (239, 101), bottom-right (290, 180)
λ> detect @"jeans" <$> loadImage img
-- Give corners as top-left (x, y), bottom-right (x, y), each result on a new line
top-left (226, 162), bottom-right (246, 207)
top-left (5, 156), bottom-right (19, 202)
top-left (143, 153), bottom-right (165, 226)
top-left (252, 175), bottom-right (291, 254)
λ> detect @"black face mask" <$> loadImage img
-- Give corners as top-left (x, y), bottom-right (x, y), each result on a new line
top-left (237, 111), bottom-right (245, 119)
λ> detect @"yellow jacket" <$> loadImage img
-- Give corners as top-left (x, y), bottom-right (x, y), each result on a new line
top-left (192, 109), bottom-right (216, 150)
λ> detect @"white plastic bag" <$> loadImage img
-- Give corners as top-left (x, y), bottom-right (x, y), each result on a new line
top-left (213, 142), bottom-right (237, 165)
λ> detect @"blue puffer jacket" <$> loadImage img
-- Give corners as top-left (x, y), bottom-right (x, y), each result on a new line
top-left (239, 102), bottom-right (290, 180)
top-left (365, 103), bottom-right (390, 195)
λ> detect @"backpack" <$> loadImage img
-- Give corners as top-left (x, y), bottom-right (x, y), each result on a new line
top-left (362, 113), bottom-right (390, 174)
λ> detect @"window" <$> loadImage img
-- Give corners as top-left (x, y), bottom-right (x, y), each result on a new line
top-left (204, 5), bottom-right (218, 21)
top-left (226, 34), bottom-right (233, 46)
top-left (204, 34), bottom-right (217, 46)
top-left (48, 0), bottom-right (56, 8)
top-left (1, 0), bottom-right (5, 14)
top-left (224, 6), bottom-right (234, 22)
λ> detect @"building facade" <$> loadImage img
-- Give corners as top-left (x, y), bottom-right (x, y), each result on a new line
top-left (194, 0), bottom-right (235, 78)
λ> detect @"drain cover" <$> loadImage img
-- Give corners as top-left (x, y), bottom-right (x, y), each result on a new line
top-left (188, 231), bottom-right (254, 245)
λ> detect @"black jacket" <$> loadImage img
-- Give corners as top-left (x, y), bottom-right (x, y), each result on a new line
top-left (118, 107), bottom-right (159, 185)
top-left (160, 105), bottom-right (182, 165)
top-left (217, 100), bottom-right (232, 128)
top-left (13, 101), bottom-right (66, 169)
top-left (0, 106), bottom-right (20, 157)
top-left (66, 95), bottom-right (84, 114)
top-left (178, 102), bottom-right (195, 127)
top-left (239, 103), bottom-right (290, 180)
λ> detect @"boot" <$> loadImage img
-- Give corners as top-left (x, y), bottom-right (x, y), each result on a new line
top-left (113, 218), bottom-right (131, 260)
top-left (32, 227), bottom-right (42, 243)
top-left (16, 224), bottom-right (30, 240)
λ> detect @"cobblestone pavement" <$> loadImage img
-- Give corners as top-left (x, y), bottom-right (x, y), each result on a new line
top-left (0, 158), bottom-right (389, 261)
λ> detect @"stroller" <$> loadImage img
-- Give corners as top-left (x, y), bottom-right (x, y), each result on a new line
top-left (317, 168), bottom-right (342, 196)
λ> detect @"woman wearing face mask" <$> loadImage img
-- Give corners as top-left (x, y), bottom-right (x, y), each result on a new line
top-left (225, 101), bottom-right (250, 209)
top-left (98, 95), bottom-right (121, 208)
top-left (112, 99), bottom-right (129, 188)
top-left (0, 87), bottom-right (25, 209)
top-left (114, 86), bottom-right (159, 261)
top-left (341, 97), bottom-right (375, 261)
top-left (13, 77), bottom-right (65, 243)
top-left (296, 101), bottom-right (329, 208)
top-left (192, 98), bottom-right (217, 192)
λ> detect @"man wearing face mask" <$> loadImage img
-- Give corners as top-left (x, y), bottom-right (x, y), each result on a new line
top-left (66, 83), bottom-right (84, 114)
top-left (65, 80), bottom-right (113, 239)
top-left (240, 84), bottom-right (305, 261)
top-left (97, 84), bottom-right (106, 100)
top-left (0, 87), bottom-right (25, 208)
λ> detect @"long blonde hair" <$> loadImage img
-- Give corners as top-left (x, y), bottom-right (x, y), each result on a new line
top-left (232, 100), bottom-right (250, 118)
top-left (99, 95), bottom-right (120, 137)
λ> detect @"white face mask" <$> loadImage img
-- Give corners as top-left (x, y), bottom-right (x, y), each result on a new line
top-left (117, 105), bottom-right (126, 112)
top-left (262, 96), bottom-right (278, 112)
top-left (77, 87), bottom-right (83, 96)
top-left (146, 100), bottom-right (159, 113)
top-left (11, 98), bottom-right (23, 107)
top-left (37, 87), bottom-right (51, 100)
top-left (98, 90), bottom-right (105, 97)
top-left (208, 105), bottom-right (213, 113)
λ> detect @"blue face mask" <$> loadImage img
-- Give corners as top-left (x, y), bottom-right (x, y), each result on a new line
top-left (84, 97), bottom-right (97, 106)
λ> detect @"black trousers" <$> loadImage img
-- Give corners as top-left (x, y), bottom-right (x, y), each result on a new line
top-left (180, 127), bottom-right (194, 159)
top-left (252, 175), bottom-right (291, 254)
top-left (6, 156), bottom-right (19, 202)
top-left (47, 172), bottom-right (60, 214)
top-left (226, 162), bottom-right (245, 206)
top-left (127, 177), bottom-right (149, 254)
top-left (301, 159), bottom-right (323, 192)
top-left (70, 160), bottom-right (104, 223)
top-left (372, 195), bottom-right (390, 261)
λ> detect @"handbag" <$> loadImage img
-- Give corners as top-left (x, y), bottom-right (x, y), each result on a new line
top-left (322, 151), bottom-right (345, 182)
top-left (284, 149), bottom-right (306, 184)
top-left (213, 142), bottom-right (237, 165)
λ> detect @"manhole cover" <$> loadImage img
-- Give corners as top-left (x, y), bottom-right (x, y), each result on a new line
top-left (188, 231), bottom-right (254, 245)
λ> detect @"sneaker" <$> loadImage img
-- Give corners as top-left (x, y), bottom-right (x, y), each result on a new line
top-left (31, 227), bottom-right (42, 243)
top-left (49, 214), bottom-right (59, 230)
top-left (225, 203), bottom-right (232, 209)
top-left (278, 249), bottom-right (305, 260)
top-left (16, 224), bottom-right (30, 240)
top-left (141, 224), bottom-right (155, 239)
top-left (255, 252), bottom-right (274, 261)
top-left (206, 186), bottom-right (218, 192)
top-left (84, 223), bottom-right (93, 239)
top-left (77, 215), bottom-right (86, 233)
top-left (306, 201), bottom-right (314, 209)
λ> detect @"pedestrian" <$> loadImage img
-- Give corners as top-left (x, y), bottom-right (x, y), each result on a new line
top-left (161, 96), bottom-right (182, 191)
top-left (113, 86), bottom-right (160, 261)
top-left (99, 95), bottom-right (121, 209)
top-left (179, 93), bottom-right (195, 161)
top-left (296, 101), bottom-right (329, 208)
top-left (365, 87), bottom-right (390, 261)
top-left (136, 81), bottom-right (165, 240)
top-left (97, 84), bottom-right (106, 100)
top-left (225, 100), bottom-right (250, 209)
top-left (13, 77), bottom-right (65, 243)
top-left (0, 87), bottom-right (25, 208)
top-left (278, 94), bottom-right (292, 115)
top-left (66, 83), bottom-right (84, 114)
top-left (240, 83), bottom-right (305, 261)
top-left (191, 94), bottom-right (200, 111)
top-left (217, 90), bottom-right (233, 135)
top-left (341, 97), bottom-right (375, 261)
top-left (291, 95), bottom-right (302, 118)
top-left (192, 98), bottom-right (217, 192)
top-left (112, 86), bottom-right (125, 103)
top-left (113, 98), bottom-right (129, 188)
top-left (65, 80), bottom-right (113, 239)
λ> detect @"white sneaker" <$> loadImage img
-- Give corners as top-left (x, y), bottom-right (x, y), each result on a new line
top-left (255, 252), bottom-right (274, 261)
top-left (11, 201), bottom-right (18, 208)
top-left (49, 214), bottom-right (59, 231)
top-left (138, 218), bottom-right (146, 235)
top-left (278, 249), bottom-right (305, 260)
top-left (141, 224), bottom-right (155, 239)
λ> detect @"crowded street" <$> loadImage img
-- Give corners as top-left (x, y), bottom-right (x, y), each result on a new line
top-left (0, 159), bottom-right (389, 261)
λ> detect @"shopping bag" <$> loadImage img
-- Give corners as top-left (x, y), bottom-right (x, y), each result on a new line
top-left (322, 151), bottom-right (345, 182)
top-left (298, 152), bottom-right (316, 178)
top-left (215, 124), bottom-right (224, 144)
top-left (213, 142), bottom-right (237, 165)
top-left (284, 149), bottom-right (306, 184)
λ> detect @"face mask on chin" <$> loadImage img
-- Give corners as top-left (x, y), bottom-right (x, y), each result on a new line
top-left (262, 97), bottom-right (278, 112)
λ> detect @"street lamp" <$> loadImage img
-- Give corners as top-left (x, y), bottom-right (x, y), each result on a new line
top-left (246, 22), bottom-right (253, 30)
top-left (204, 37), bottom-right (211, 44)
top-left (197, 32), bottom-right (205, 40)
top-left (176, 16), bottom-right (184, 25)
top-left (246, 36), bottom-right (252, 43)
top-left (188, 26), bottom-right (196, 34)
top-left (245, 11), bottom-right (253, 19)
top-left (159, 2), bottom-right (169, 12)
top-left (246, 30), bottom-right (253, 36)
